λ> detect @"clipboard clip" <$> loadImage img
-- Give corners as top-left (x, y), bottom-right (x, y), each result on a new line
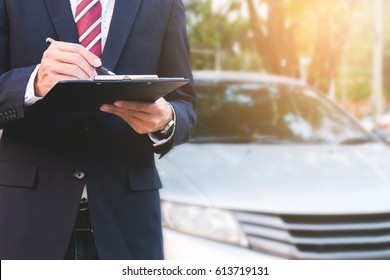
top-left (92, 75), bottom-right (159, 81)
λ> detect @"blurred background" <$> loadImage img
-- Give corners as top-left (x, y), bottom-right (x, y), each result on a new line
top-left (157, 0), bottom-right (390, 260)
top-left (185, 0), bottom-right (389, 126)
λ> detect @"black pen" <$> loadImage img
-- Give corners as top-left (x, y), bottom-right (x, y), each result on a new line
top-left (45, 37), bottom-right (116, 76)
top-left (96, 65), bottom-right (116, 76)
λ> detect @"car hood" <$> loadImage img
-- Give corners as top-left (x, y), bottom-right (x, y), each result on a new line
top-left (157, 143), bottom-right (390, 214)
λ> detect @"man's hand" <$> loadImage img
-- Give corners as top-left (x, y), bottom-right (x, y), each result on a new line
top-left (100, 98), bottom-right (174, 135)
top-left (34, 40), bottom-right (101, 97)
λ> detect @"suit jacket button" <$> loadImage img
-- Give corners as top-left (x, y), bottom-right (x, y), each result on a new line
top-left (74, 171), bottom-right (85, 179)
top-left (84, 119), bottom-right (94, 130)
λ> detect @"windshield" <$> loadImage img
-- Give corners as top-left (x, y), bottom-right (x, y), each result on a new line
top-left (192, 80), bottom-right (375, 144)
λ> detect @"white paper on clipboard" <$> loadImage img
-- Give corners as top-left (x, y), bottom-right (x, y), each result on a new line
top-left (92, 75), bottom-right (159, 81)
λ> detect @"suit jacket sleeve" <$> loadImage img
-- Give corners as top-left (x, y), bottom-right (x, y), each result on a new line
top-left (154, 0), bottom-right (197, 156)
top-left (0, 0), bottom-right (36, 128)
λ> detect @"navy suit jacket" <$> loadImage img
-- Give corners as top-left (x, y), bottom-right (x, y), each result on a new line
top-left (0, 0), bottom-right (196, 259)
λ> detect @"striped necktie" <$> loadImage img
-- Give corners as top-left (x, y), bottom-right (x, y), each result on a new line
top-left (75, 0), bottom-right (102, 57)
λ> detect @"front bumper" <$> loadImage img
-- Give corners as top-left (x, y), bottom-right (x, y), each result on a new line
top-left (163, 228), bottom-right (282, 260)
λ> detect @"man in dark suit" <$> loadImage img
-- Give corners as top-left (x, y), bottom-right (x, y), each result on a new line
top-left (0, 0), bottom-right (196, 259)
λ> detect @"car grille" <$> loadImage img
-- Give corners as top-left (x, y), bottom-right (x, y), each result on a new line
top-left (233, 211), bottom-right (390, 259)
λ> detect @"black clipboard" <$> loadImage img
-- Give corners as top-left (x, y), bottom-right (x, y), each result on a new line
top-left (36, 76), bottom-right (189, 112)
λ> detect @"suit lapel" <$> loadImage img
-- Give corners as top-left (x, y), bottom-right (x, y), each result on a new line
top-left (102, 0), bottom-right (142, 71)
top-left (43, 0), bottom-right (79, 43)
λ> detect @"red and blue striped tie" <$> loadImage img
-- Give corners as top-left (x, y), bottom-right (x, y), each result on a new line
top-left (75, 0), bottom-right (102, 57)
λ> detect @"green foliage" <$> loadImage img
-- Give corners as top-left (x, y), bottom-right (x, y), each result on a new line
top-left (185, 0), bottom-right (388, 106)
top-left (185, 0), bottom-right (262, 71)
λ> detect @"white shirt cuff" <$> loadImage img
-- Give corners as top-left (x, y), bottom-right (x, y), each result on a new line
top-left (25, 64), bottom-right (43, 106)
top-left (149, 104), bottom-right (176, 147)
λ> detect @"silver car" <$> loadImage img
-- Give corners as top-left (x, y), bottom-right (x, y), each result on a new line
top-left (158, 71), bottom-right (390, 260)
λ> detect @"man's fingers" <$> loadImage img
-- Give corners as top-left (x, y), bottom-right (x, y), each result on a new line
top-left (48, 40), bottom-right (101, 67)
top-left (45, 50), bottom-right (96, 78)
top-left (113, 99), bottom-right (169, 115)
top-left (100, 99), bottom-right (173, 134)
top-left (35, 40), bottom-right (101, 97)
top-left (100, 104), bottom-right (159, 134)
top-left (34, 69), bottom-right (78, 97)
top-left (100, 105), bottom-right (146, 134)
top-left (101, 104), bottom-right (147, 120)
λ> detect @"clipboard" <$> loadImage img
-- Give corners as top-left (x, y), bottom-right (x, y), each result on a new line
top-left (36, 75), bottom-right (189, 112)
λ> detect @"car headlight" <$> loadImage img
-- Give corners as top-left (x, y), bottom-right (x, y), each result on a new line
top-left (161, 200), bottom-right (249, 247)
